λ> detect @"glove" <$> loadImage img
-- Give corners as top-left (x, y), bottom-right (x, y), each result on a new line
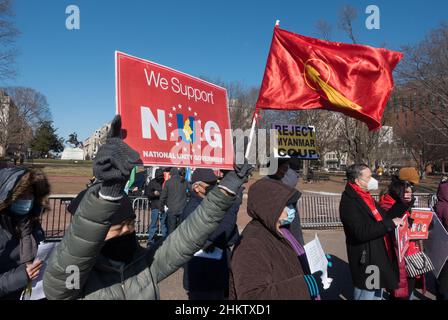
top-left (326, 254), bottom-right (333, 268)
top-left (93, 115), bottom-right (141, 200)
top-left (304, 271), bottom-right (324, 300)
top-left (218, 159), bottom-right (254, 196)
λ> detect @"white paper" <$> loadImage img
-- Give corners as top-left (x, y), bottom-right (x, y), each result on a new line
top-left (194, 247), bottom-right (223, 260)
top-left (304, 234), bottom-right (333, 290)
top-left (29, 242), bottom-right (57, 300)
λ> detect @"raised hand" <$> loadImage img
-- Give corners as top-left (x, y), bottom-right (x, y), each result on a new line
top-left (93, 115), bottom-right (141, 200)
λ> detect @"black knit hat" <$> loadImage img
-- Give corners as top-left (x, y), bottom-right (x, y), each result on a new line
top-left (67, 184), bottom-right (136, 225)
top-left (191, 168), bottom-right (218, 184)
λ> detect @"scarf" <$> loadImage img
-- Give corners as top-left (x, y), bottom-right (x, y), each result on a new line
top-left (101, 232), bottom-right (138, 264)
top-left (279, 227), bottom-right (321, 300)
top-left (348, 183), bottom-right (394, 260)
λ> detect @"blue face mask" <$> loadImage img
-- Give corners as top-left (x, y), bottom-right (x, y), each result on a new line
top-left (10, 199), bottom-right (34, 216)
top-left (280, 205), bottom-right (296, 226)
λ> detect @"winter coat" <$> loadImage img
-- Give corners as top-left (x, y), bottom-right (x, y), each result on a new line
top-left (159, 168), bottom-right (189, 214)
top-left (182, 190), bottom-right (241, 292)
top-left (229, 179), bottom-right (311, 300)
top-left (340, 184), bottom-right (408, 290)
top-left (145, 179), bottom-right (163, 210)
top-left (435, 181), bottom-right (448, 230)
top-left (0, 213), bottom-right (44, 300)
top-left (43, 184), bottom-right (236, 300)
top-left (264, 175), bottom-right (304, 245)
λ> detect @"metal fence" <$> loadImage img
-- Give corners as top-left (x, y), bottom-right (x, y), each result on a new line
top-left (298, 193), bottom-right (435, 229)
top-left (41, 193), bottom-right (437, 240)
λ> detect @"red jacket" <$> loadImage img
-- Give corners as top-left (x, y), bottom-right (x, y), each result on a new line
top-left (379, 194), bottom-right (425, 298)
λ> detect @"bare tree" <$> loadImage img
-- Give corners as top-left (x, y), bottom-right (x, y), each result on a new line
top-left (315, 20), bottom-right (332, 41)
top-left (3, 87), bottom-right (51, 129)
top-left (0, 0), bottom-right (19, 80)
top-left (396, 23), bottom-right (448, 141)
top-left (338, 4), bottom-right (358, 44)
top-left (0, 88), bottom-right (51, 157)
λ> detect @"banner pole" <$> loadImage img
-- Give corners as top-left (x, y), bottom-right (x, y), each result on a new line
top-left (245, 111), bottom-right (258, 159)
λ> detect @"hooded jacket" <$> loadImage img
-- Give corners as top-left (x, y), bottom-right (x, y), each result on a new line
top-left (435, 181), bottom-right (448, 230)
top-left (0, 168), bottom-right (47, 300)
top-left (229, 179), bottom-right (311, 300)
top-left (159, 168), bottom-right (189, 213)
top-left (43, 184), bottom-right (236, 300)
top-left (145, 170), bottom-right (164, 210)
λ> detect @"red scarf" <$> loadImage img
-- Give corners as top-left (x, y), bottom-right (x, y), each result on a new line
top-left (349, 183), bottom-right (394, 259)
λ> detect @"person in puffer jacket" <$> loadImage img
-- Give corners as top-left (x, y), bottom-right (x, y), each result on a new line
top-left (43, 115), bottom-right (253, 300)
top-left (378, 167), bottom-right (422, 300)
top-left (0, 167), bottom-right (50, 300)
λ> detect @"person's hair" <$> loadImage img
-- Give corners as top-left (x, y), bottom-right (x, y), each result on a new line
top-left (387, 175), bottom-right (405, 199)
top-left (346, 163), bottom-right (369, 183)
top-left (0, 168), bottom-right (50, 237)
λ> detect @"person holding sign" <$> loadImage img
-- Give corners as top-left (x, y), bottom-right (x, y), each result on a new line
top-left (340, 164), bottom-right (412, 300)
top-left (0, 167), bottom-right (50, 300)
top-left (43, 115), bottom-right (253, 300)
top-left (229, 179), bottom-right (323, 300)
top-left (379, 167), bottom-right (423, 300)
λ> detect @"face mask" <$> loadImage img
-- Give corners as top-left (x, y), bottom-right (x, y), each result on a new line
top-left (280, 205), bottom-right (296, 226)
top-left (367, 177), bottom-right (379, 191)
top-left (101, 232), bottom-right (138, 264)
top-left (10, 199), bottom-right (34, 216)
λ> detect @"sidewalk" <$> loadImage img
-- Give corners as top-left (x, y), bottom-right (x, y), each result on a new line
top-left (158, 229), bottom-right (437, 300)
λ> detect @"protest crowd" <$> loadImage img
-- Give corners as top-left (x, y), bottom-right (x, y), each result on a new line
top-left (0, 115), bottom-right (447, 301)
top-left (1, 21), bottom-right (448, 303)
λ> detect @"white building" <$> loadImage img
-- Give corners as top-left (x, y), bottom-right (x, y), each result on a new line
top-left (61, 147), bottom-right (85, 160)
top-left (83, 123), bottom-right (111, 159)
top-left (323, 151), bottom-right (348, 170)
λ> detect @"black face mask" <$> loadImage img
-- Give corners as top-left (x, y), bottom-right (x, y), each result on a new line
top-left (101, 232), bottom-right (138, 264)
top-left (205, 184), bottom-right (216, 194)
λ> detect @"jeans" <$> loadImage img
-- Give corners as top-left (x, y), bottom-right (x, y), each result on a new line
top-left (147, 208), bottom-right (167, 244)
top-left (167, 210), bottom-right (182, 235)
top-left (353, 287), bottom-right (384, 300)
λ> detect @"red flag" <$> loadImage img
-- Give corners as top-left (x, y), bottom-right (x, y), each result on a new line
top-left (256, 26), bottom-right (403, 130)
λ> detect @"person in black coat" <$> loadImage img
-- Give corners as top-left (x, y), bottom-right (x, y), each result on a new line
top-left (339, 164), bottom-right (413, 300)
top-left (0, 167), bottom-right (50, 300)
top-left (181, 169), bottom-right (242, 300)
top-left (159, 168), bottom-right (190, 235)
top-left (144, 168), bottom-right (166, 247)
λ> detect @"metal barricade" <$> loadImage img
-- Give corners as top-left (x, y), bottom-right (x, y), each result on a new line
top-left (40, 195), bottom-right (75, 240)
top-left (131, 197), bottom-right (151, 238)
top-left (41, 193), bottom-right (437, 237)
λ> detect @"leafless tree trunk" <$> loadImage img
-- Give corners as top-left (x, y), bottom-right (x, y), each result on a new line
top-left (0, 87), bottom-right (51, 157)
top-left (0, 0), bottom-right (19, 80)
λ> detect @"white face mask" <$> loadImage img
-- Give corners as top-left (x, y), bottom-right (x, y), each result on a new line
top-left (365, 177), bottom-right (378, 191)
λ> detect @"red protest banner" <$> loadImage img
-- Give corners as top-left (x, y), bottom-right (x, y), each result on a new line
top-left (409, 209), bottom-right (434, 240)
top-left (115, 51), bottom-right (234, 169)
top-left (395, 215), bottom-right (410, 263)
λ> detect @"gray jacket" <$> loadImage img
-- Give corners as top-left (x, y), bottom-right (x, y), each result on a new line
top-left (43, 185), bottom-right (235, 300)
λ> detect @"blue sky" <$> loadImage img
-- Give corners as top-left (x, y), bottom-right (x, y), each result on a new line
top-left (5, 0), bottom-right (448, 142)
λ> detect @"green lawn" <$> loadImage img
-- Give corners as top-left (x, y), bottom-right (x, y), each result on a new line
top-left (25, 159), bottom-right (93, 166)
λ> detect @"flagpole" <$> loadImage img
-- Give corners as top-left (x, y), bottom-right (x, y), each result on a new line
top-left (244, 20), bottom-right (279, 160)
top-left (244, 111), bottom-right (258, 159)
